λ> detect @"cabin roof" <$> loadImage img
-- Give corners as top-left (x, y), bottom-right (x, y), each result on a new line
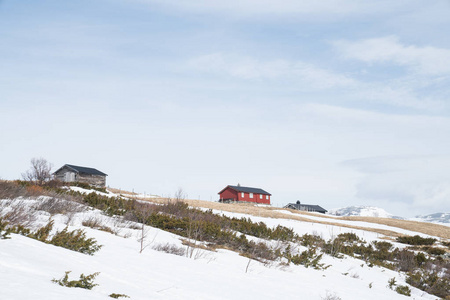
top-left (285, 202), bottom-right (327, 212)
top-left (218, 185), bottom-right (271, 195)
top-left (54, 164), bottom-right (107, 176)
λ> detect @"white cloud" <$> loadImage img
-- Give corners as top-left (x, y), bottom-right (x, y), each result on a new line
top-left (343, 155), bottom-right (450, 215)
top-left (333, 36), bottom-right (450, 76)
top-left (187, 53), bottom-right (355, 89)
top-left (135, 0), bottom-right (417, 17)
top-left (352, 84), bottom-right (445, 111)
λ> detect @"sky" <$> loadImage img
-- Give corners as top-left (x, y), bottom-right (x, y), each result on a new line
top-left (1, 0), bottom-right (450, 217)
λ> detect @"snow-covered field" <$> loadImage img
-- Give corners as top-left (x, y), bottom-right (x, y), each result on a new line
top-left (0, 193), bottom-right (443, 300)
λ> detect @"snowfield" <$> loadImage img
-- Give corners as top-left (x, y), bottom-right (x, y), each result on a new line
top-left (329, 206), bottom-right (394, 218)
top-left (0, 194), bottom-right (444, 300)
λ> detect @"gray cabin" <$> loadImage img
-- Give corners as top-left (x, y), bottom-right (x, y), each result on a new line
top-left (53, 164), bottom-right (107, 188)
top-left (284, 201), bottom-right (327, 214)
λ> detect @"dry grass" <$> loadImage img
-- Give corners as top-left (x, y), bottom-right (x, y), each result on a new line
top-left (107, 187), bottom-right (138, 197)
top-left (108, 189), bottom-right (450, 240)
top-left (341, 216), bottom-right (450, 239)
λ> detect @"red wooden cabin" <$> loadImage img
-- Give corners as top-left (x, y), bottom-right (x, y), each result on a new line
top-left (218, 185), bottom-right (271, 204)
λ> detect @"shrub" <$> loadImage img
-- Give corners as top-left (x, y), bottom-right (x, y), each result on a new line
top-left (336, 232), bottom-right (361, 243)
top-left (371, 241), bottom-right (394, 261)
top-left (153, 243), bottom-right (186, 256)
top-left (1, 199), bottom-right (37, 227)
top-left (0, 180), bottom-right (28, 199)
top-left (50, 227), bottom-right (103, 255)
top-left (396, 235), bottom-right (436, 246)
top-left (82, 216), bottom-right (103, 228)
top-left (407, 269), bottom-right (450, 298)
top-left (0, 218), bottom-right (11, 239)
top-left (321, 292), bottom-right (342, 300)
top-left (36, 197), bottom-right (85, 215)
top-left (425, 247), bottom-right (446, 256)
top-left (395, 249), bottom-right (418, 272)
top-left (415, 252), bottom-right (427, 266)
top-left (388, 277), bottom-right (397, 289)
top-left (284, 247), bottom-right (327, 270)
top-left (395, 285), bottom-right (411, 297)
top-left (82, 217), bottom-right (114, 234)
top-left (29, 220), bottom-right (54, 242)
top-left (26, 220), bottom-right (102, 255)
top-left (52, 271), bottom-right (99, 290)
top-left (109, 293), bottom-right (130, 299)
top-left (9, 224), bottom-right (30, 236)
top-left (299, 233), bottom-right (324, 248)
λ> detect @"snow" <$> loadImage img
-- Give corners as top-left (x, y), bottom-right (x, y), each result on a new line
top-left (272, 210), bottom-right (434, 239)
top-left (0, 197), bottom-right (439, 300)
top-left (412, 213), bottom-right (450, 227)
top-left (69, 186), bottom-right (117, 198)
top-left (329, 205), bottom-right (450, 227)
top-left (329, 206), bottom-right (395, 218)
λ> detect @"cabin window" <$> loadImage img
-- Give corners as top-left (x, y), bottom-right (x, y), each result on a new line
top-left (241, 192), bottom-right (244, 198)
top-left (259, 194), bottom-right (263, 199)
top-left (266, 195), bottom-right (269, 199)
top-left (250, 193), bottom-right (253, 198)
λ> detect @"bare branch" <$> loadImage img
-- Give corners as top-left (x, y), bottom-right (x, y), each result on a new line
top-left (22, 157), bottom-right (53, 185)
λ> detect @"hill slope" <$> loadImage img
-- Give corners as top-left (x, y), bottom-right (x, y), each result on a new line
top-left (1, 185), bottom-right (449, 299)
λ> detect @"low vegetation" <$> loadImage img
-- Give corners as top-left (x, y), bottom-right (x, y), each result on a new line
top-left (396, 235), bottom-right (437, 246)
top-left (52, 271), bottom-right (99, 290)
top-left (9, 219), bottom-right (103, 255)
top-left (109, 293), bottom-right (130, 299)
top-left (153, 242), bottom-right (186, 256)
top-left (0, 218), bottom-right (11, 239)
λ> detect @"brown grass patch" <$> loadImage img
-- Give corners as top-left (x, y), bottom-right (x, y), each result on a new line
top-left (106, 187), bottom-right (138, 196)
top-left (181, 239), bottom-right (217, 251)
top-left (341, 216), bottom-right (450, 240)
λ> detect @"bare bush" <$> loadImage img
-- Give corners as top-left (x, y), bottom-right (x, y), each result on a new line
top-left (82, 216), bottom-right (104, 228)
top-left (36, 197), bottom-right (85, 216)
top-left (0, 199), bottom-right (37, 227)
top-left (153, 243), bottom-right (186, 256)
top-left (82, 216), bottom-right (114, 234)
top-left (397, 249), bottom-right (417, 272)
top-left (110, 216), bottom-right (130, 236)
top-left (22, 157), bottom-right (53, 185)
top-left (321, 292), bottom-right (342, 300)
top-left (0, 181), bottom-right (28, 199)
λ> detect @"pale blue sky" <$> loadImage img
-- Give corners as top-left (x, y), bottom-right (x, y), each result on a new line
top-left (1, 0), bottom-right (450, 217)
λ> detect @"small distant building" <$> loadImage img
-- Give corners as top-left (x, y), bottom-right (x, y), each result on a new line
top-left (284, 201), bottom-right (327, 214)
top-left (53, 164), bottom-right (107, 188)
top-left (218, 185), bottom-right (271, 204)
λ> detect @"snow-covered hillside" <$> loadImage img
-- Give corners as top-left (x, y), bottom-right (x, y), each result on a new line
top-left (1, 188), bottom-right (447, 300)
top-left (329, 206), bottom-right (450, 227)
top-left (412, 213), bottom-right (450, 226)
top-left (329, 206), bottom-right (396, 218)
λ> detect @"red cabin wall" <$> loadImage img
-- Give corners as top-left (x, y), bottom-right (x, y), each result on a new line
top-left (219, 188), bottom-right (238, 201)
top-left (219, 187), bottom-right (271, 205)
top-left (238, 191), bottom-right (270, 204)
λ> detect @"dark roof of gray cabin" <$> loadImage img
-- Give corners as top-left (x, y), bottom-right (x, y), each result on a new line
top-left (54, 164), bottom-right (107, 176)
top-left (285, 202), bottom-right (327, 212)
top-left (219, 185), bottom-right (271, 195)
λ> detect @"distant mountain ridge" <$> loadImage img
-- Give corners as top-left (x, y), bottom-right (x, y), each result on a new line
top-left (412, 213), bottom-right (450, 225)
top-left (329, 206), bottom-right (450, 226)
